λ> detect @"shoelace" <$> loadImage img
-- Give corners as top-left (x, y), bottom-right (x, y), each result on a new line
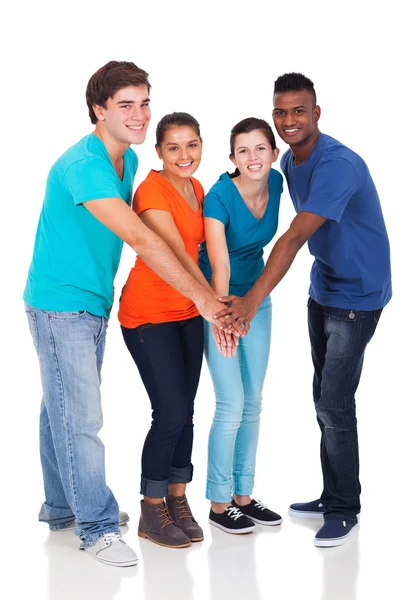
top-left (254, 500), bottom-right (269, 511)
top-left (156, 506), bottom-right (175, 529)
top-left (102, 532), bottom-right (122, 545)
top-left (177, 498), bottom-right (193, 520)
top-left (225, 506), bottom-right (244, 521)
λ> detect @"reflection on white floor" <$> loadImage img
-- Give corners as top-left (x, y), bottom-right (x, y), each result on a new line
top-left (12, 504), bottom-right (396, 600)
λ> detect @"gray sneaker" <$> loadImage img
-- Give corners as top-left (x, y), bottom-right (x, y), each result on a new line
top-left (167, 495), bottom-right (204, 542)
top-left (53, 511), bottom-right (130, 531)
top-left (84, 532), bottom-right (138, 567)
top-left (138, 500), bottom-right (192, 548)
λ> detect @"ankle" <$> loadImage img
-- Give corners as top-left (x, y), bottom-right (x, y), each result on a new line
top-left (143, 496), bottom-right (164, 505)
top-left (211, 502), bottom-right (231, 514)
top-left (233, 495), bottom-right (252, 506)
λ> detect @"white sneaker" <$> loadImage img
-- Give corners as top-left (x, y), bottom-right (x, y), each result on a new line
top-left (85, 532), bottom-right (138, 567)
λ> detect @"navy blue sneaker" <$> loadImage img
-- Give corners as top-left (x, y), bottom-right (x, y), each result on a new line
top-left (314, 519), bottom-right (359, 547)
top-left (288, 499), bottom-right (325, 519)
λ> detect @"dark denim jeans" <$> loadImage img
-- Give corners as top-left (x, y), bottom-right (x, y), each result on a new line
top-left (121, 316), bottom-right (203, 498)
top-left (307, 298), bottom-right (382, 522)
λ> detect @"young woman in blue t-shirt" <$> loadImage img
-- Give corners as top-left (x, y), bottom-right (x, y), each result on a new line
top-left (198, 118), bottom-right (283, 534)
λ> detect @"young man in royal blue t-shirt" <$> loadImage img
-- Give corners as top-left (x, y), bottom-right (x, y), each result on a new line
top-left (215, 73), bottom-right (391, 547)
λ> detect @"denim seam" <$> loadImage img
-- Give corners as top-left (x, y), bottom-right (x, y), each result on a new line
top-left (46, 315), bottom-right (80, 522)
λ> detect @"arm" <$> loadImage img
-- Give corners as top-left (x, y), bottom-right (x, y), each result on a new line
top-left (204, 217), bottom-right (238, 356)
top-left (83, 197), bottom-right (224, 324)
top-left (139, 208), bottom-right (215, 293)
top-left (214, 211), bottom-right (327, 330)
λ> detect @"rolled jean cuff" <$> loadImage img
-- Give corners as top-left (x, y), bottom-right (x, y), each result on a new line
top-left (233, 474), bottom-right (255, 497)
top-left (140, 475), bottom-right (169, 498)
top-left (169, 464), bottom-right (193, 484)
top-left (206, 478), bottom-right (232, 503)
top-left (38, 502), bottom-right (75, 529)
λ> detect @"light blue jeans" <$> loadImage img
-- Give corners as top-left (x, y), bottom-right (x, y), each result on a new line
top-left (204, 296), bottom-right (272, 502)
top-left (25, 304), bottom-right (120, 547)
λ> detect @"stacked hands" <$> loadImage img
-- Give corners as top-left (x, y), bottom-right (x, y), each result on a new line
top-left (208, 294), bottom-right (257, 358)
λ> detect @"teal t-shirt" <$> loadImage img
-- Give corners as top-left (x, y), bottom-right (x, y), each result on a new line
top-left (199, 169), bottom-right (283, 296)
top-left (24, 134), bottom-right (138, 318)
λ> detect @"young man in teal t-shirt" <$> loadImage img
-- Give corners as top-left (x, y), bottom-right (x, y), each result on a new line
top-left (24, 60), bottom-right (225, 567)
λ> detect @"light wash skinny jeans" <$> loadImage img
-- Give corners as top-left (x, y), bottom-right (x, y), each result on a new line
top-left (25, 304), bottom-right (120, 547)
top-left (204, 296), bottom-right (272, 502)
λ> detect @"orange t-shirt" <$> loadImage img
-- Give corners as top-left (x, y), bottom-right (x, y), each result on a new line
top-left (118, 170), bottom-right (205, 328)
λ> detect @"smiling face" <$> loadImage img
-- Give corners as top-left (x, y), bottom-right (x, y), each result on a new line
top-left (272, 89), bottom-right (320, 147)
top-left (156, 125), bottom-right (202, 180)
top-left (93, 84), bottom-right (151, 145)
top-left (230, 129), bottom-right (279, 181)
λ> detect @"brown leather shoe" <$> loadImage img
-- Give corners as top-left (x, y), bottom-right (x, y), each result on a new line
top-left (138, 500), bottom-right (191, 548)
top-left (167, 495), bottom-right (204, 542)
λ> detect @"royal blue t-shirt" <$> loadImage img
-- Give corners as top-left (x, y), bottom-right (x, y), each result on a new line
top-left (199, 169), bottom-right (282, 296)
top-left (281, 134), bottom-right (391, 310)
top-left (24, 134), bottom-right (138, 318)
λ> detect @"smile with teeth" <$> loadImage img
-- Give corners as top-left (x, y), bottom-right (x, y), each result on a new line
top-left (177, 161), bottom-right (193, 168)
top-left (248, 164), bottom-right (262, 170)
top-left (126, 124), bottom-right (145, 130)
top-left (283, 128), bottom-right (299, 134)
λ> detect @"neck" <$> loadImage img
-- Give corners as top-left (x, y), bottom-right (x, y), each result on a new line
top-left (291, 130), bottom-right (321, 165)
top-left (93, 124), bottom-right (129, 166)
top-left (234, 170), bottom-right (270, 202)
top-left (161, 169), bottom-right (192, 194)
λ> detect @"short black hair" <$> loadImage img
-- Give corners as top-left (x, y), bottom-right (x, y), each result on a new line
top-left (274, 73), bottom-right (316, 105)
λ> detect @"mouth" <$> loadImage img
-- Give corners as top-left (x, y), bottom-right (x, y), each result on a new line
top-left (282, 128), bottom-right (300, 136)
top-left (126, 124), bottom-right (145, 131)
top-left (247, 163), bottom-right (262, 171)
top-left (176, 161), bottom-right (193, 169)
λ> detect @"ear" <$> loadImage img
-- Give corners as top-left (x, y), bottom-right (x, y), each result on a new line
top-left (271, 147), bottom-right (280, 163)
top-left (230, 153), bottom-right (237, 168)
top-left (155, 144), bottom-right (163, 160)
top-left (314, 105), bottom-right (321, 123)
top-left (92, 104), bottom-right (106, 122)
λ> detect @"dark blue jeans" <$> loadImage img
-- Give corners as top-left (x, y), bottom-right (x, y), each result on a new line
top-left (307, 298), bottom-right (382, 521)
top-left (121, 316), bottom-right (203, 498)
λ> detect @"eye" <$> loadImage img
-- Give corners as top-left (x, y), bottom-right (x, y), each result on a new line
top-left (274, 110), bottom-right (285, 116)
top-left (141, 102), bottom-right (149, 107)
top-left (238, 149), bottom-right (247, 154)
top-left (189, 143), bottom-right (199, 148)
top-left (121, 105), bottom-right (131, 110)
top-left (168, 146), bottom-right (179, 151)
top-left (295, 109), bottom-right (305, 114)
top-left (257, 146), bottom-right (266, 151)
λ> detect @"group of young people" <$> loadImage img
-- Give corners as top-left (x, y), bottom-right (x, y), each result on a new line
top-left (24, 61), bottom-right (391, 567)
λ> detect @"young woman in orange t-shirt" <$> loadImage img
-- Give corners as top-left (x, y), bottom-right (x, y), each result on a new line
top-left (119, 113), bottom-right (217, 548)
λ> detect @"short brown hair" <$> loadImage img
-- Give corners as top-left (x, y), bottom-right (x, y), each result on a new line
top-left (86, 60), bottom-right (151, 124)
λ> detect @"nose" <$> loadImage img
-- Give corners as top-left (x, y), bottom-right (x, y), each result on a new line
top-left (131, 105), bottom-right (144, 121)
top-left (283, 112), bottom-right (296, 127)
top-left (248, 149), bottom-right (258, 161)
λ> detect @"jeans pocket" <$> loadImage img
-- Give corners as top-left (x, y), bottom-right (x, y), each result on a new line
top-left (26, 310), bottom-right (39, 355)
top-left (42, 310), bottom-right (87, 320)
top-left (323, 306), bottom-right (359, 322)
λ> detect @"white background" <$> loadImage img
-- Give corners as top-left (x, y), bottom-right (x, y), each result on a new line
top-left (2, 1), bottom-right (398, 599)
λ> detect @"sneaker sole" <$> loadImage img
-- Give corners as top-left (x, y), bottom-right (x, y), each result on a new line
top-left (138, 531), bottom-right (192, 548)
top-left (288, 508), bottom-right (324, 519)
top-left (209, 519), bottom-right (255, 534)
top-left (84, 548), bottom-right (138, 567)
top-left (190, 536), bottom-right (204, 542)
top-left (314, 523), bottom-right (359, 548)
top-left (56, 514), bottom-right (130, 532)
top-left (249, 517), bottom-right (283, 526)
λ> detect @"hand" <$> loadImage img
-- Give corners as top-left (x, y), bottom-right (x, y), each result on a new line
top-left (194, 290), bottom-right (241, 336)
top-left (214, 294), bottom-right (259, 335)
top-left (212, 324), bottom-right (238, 358)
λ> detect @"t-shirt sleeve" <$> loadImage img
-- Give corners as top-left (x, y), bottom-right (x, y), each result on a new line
top-left (63, 157), bottom-right (122, 206)
top-left (133, 182), bottom-right (172, 215)
top-left (301, 158), bottom-right (358, 223)
top-left (203, 191), bottom-right (229, 225)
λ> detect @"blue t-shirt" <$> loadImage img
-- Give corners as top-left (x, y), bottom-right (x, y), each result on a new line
top-left (281, 133), bottom-right (391, 310)
top-left (199, 169), bottom-right (283, 296)
top-left (24, 134), bottom-right (138, 318)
